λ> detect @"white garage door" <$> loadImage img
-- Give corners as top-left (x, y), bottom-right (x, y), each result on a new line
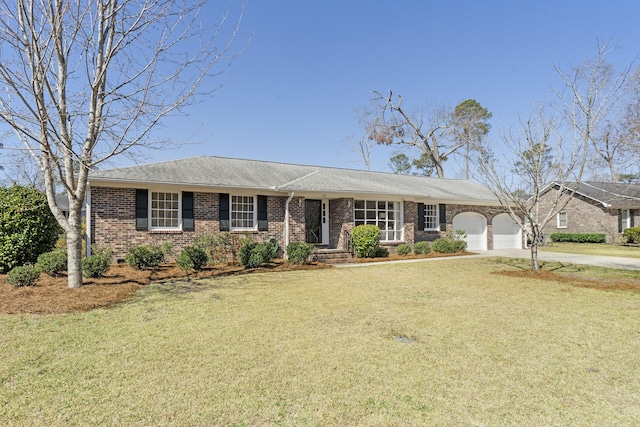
top-left (452, 212), bottom-right (487, 251)
top-left (492, 213), bottom-right (522, 249)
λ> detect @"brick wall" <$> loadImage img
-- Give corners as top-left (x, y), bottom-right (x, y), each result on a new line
top-left (91, 187), bottom-right (302, 260)
top-left (538, 188), bottom-right (622, 243)
top-left (329, 198), bottom-right (353, 249)
top-left (91, 186), bottom-right (509, 259)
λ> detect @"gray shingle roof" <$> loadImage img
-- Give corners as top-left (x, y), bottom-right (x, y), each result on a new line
top-left (572, 181), bottom-right (640, 208)
top-left (89, 156), bottom-right (500, 204)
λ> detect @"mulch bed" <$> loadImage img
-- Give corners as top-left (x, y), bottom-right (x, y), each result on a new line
top-left (0, 261), bottom-right (332, 315)
top-left (494, 269), bottom-right (640, 293)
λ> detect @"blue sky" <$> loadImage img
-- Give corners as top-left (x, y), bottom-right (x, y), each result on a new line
top-left (44, 1), bottom-right (640, 177)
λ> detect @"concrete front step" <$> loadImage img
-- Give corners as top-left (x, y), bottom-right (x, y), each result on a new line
top-left (315, 249), bottom-right (354, 264)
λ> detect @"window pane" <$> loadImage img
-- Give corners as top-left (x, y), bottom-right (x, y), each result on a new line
top-left (231, 195), bottom-right (255, 229)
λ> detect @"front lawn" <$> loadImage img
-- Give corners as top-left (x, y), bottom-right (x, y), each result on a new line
top-left (1, 258), bottom-right (639, 425)
top-left (541, 242), bottom-right (640, 259)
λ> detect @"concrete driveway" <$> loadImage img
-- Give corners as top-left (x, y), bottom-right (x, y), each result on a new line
top-left (338, 249), bottom-right (640, 270)
top-left (476, 249), bottom-right (640, 271)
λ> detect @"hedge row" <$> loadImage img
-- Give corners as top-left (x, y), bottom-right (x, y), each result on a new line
top-left (549, 233), bottom-right (606, 243)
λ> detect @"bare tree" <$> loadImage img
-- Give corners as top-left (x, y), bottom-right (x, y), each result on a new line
top-left (367, 91), bottom-right (456, 178)
top-left (554, 40), bottom-right (639, 181)
top-left (344, 134), bottom-right (375, 171)
top-left (476, 108), bottom-right (587, 270)
top-left (367, 91), bottom-right (492, 178)
top-left (0, 0), bottom-right (245, 288)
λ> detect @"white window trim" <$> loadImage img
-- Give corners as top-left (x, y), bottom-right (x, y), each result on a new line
top-left (149, 190), bottom-right (182, 231)
top-left (621, 209), bottom-right (631, 231)
top-left (556, 210), bottom-right (567, 229)
top-left (230, 194), bottom-right (258, 231)
top-left (424, 203), bottom-right (439, 231)
top-left (353, 199), bottom-right (404, 242)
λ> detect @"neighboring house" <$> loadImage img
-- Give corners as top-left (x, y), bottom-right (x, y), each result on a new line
top-left (86, 156), bottom-right (522, 260)
top-left (55, 194), bottom-right (86, 219)
top-left (539, 182), bottom-right (640, 243)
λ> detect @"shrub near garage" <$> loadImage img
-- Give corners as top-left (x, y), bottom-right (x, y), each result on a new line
top-left (432, 230), bottom-right (467, 253)
top-left (414, 241), bottom-right (431, 254)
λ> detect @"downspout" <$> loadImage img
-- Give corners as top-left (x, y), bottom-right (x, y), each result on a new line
top-left (284, 192), bottom-right (295, 259)
top-left (85, 187), bottom-right (92, 257)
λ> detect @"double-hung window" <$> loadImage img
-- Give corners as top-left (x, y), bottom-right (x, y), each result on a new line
top-left (557, 210), bottom-right (567, 228)
top-left (231, 195), bottom-right (256, 230)
top-left (150, 191), bottom-right (180, 230)
top-left (424, 204), bottom-right (438, 230)
top-left (151, 191), bottom-right (180, 229)
top-left (354, 200), bottom-right (403, 241)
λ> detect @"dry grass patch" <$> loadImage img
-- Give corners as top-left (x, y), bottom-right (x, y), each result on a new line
top-left (1, 258), bottom-right (640, 426)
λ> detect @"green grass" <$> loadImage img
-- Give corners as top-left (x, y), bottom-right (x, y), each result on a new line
top-left (541, 242), bottom-right (640, 259)
top-left (2, 258), bottom-right (640, 426)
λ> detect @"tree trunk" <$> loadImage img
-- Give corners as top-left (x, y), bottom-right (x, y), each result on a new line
top-left (66, 205), bottom-right (84, 289)
top-left (530, 241), bottom-right (539, 271)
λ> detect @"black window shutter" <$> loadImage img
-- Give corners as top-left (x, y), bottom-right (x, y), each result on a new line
top-left (135, 189), bottom-right (148, 231)
top-left (219, 193), bottom-right (230, 231)
top-left (439, 204), bottom-right (447, 231)
top-left (618, 210), bottom-right (623, 233)
top-left (631, 211), bottom-right (635, 228)
top-left (182, 191), bottom-right (194, 231)
top-left (257, 195), bottom-right (268, 231)
top-left (417, 203), bottom-right (425, 230)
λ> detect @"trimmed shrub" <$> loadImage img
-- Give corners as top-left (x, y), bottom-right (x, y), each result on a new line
top-left (82, 253), bottom-right (110, 278)
top-left (351, 224), bottom-right (381, 258)
top-left (176, 246), bottom-right (209, 272)
top-left (432, 237), bottom-right (467, 253)
top-left (622, 227), bottom-right (640, 244)
top-left (6, 265), bottom-right (41, 288)
top-left (37, 249), bottom-right (67, 277)
top-left (549, 233), bottom-right (606, 243)
top-left (414, 241), bottom-right (431, 255)
top-left (125, 243), bottom-right (171, 270)
top-left (396, 243), bottom-right (412, 256)
top-left (375, 246), bottom-right (389, 258)
top-left (238, 240), bottom-right (277, 268)
top-left (0, 185), bottom-right (61, 273)
top-left (194, 232), bottom-right (249, 264)
top-left (286, 242), bottom-right (315, 265)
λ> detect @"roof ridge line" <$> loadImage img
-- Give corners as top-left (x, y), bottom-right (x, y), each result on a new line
top-left (276, 170), bottom-right (320, 190)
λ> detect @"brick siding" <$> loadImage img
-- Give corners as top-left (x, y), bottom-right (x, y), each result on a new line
top-left (538, 188), bottom-right (634, 243)
top-left (91, 186), bottom-right (506, 259)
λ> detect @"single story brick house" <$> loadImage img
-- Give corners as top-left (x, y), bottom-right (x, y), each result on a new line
top-left (539, 181), bottom-right (640, 243)
top-left (86, 156), bottom-right (522, 260)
